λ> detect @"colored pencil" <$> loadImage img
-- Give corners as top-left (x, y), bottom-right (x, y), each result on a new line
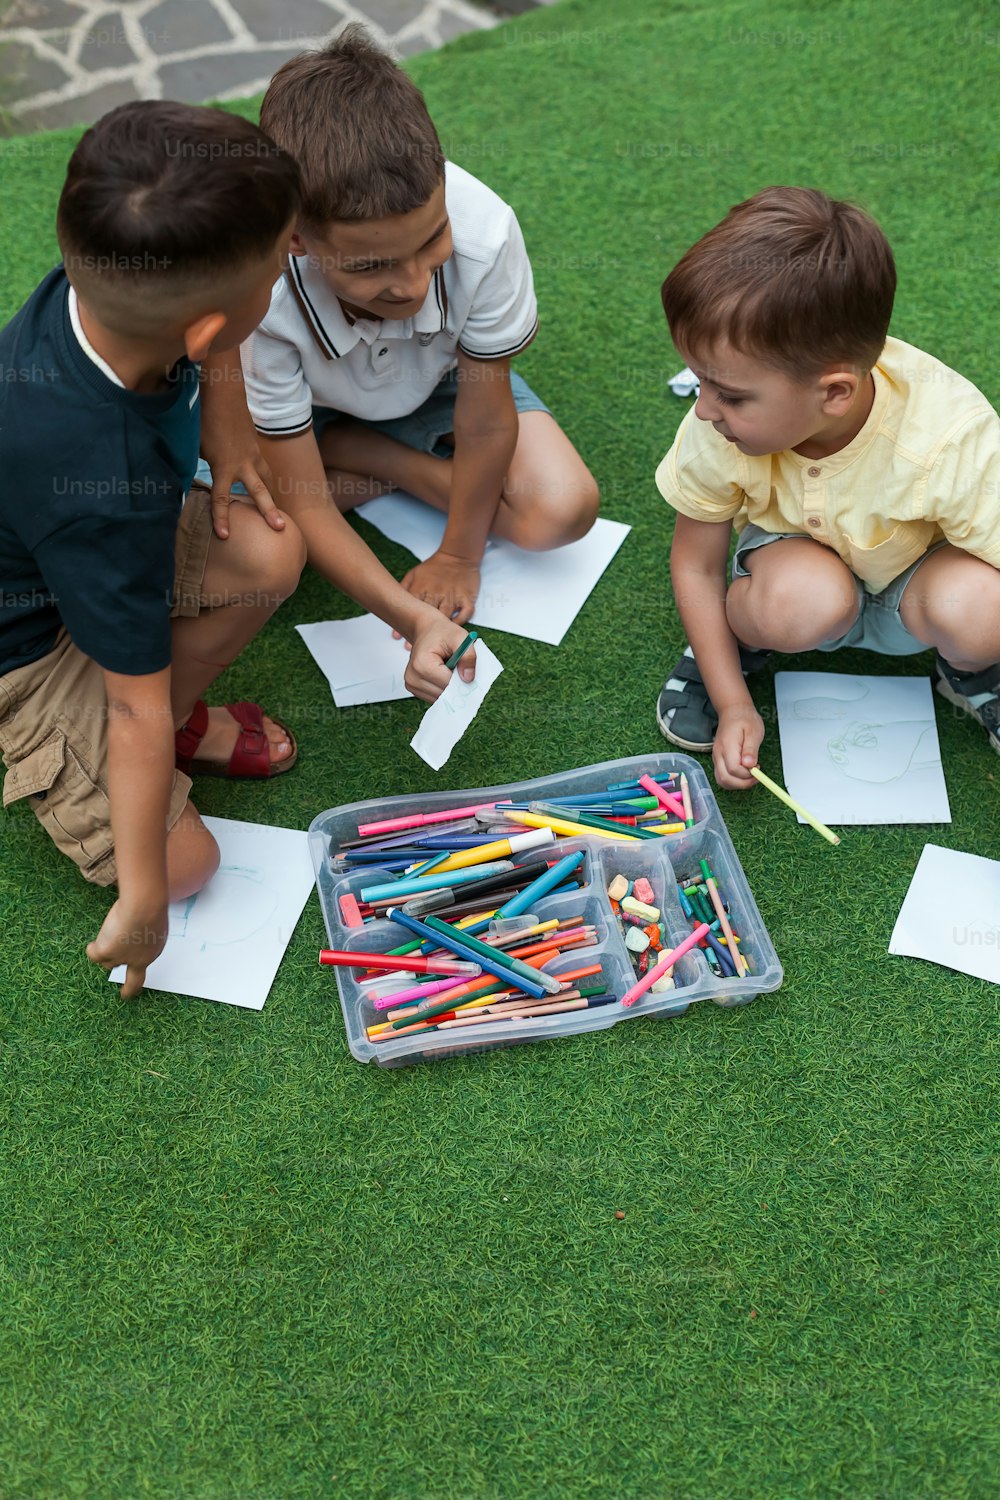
top-left (748, 765), bottom-right (841, 845)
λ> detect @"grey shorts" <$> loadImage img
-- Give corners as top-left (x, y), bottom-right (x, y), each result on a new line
top-left (312, 367), bottom-right (551, 458)
top-left (732, 523), bottom-right (944, 656)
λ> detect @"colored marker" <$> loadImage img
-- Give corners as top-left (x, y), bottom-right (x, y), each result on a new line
top-left (319, 950), bottom-right (481, 977)
top-left (427, 827), bottom-right (554, 874)
top-left (528, 802), bottom-right (659, 841)
top-left (386, 908), bottom-right (550, 999)
top-left (359, 861), bottom-right (513, 902)
top-left (371, 975), bottom-right (473, 1011)
top-left (420, 914), bottom-right (564, 996)
top-left (748, 765), bottom-right (840, 845)
top-left (505, 810), bottom-right (629, 843)
top-left (358, 801), bottom-right (512, 837)
top-left (445, 629), bottom-right (478, 670)
top-left (495, 849), bottom-right (587, 920)
top-left (637, 772), bottom-right (687, 821)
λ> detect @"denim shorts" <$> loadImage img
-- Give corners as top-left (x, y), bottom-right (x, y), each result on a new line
top-left (732, 522), bottom-right (945, 656)
top-left (313, 367), bottom-right (551, 458)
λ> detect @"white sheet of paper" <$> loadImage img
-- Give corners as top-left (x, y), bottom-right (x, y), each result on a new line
top-left (296, 616), bottom-right (411, 706)
top-left (774, 671), bottom-right (950, 825)
top-left (889, 844), bottom-right (1000, 985)
top-left (411, 638), bottom-right (504, 770)
top-left (110, 816), bottom-right (315, 1008)
top-left (355, 494), bottom-right (630, 645)
top-left (669, 365), bottom-right (700, 397)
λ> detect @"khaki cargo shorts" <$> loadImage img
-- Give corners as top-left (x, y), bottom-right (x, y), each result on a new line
top-left (0, 487), bottom-right (214, 887)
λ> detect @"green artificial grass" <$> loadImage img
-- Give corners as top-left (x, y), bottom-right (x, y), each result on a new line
top-left (2, 1), bottom-right (1000, 1494)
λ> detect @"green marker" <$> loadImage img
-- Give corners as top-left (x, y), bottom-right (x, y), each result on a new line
top-left (445, 629), bottom-right (478, 670)
top-left (529, 801), bottom-right (660, 841)
top-left (421, 913), bottom-right (563, 996)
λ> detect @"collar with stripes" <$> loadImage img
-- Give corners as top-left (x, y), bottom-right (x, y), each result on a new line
top-left (285, 256), bottom-right (449, 362)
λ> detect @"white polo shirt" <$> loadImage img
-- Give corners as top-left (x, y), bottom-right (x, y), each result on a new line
top-left (241, 161), bottom-right (538, 436)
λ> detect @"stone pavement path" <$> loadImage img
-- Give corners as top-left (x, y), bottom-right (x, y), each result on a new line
top-left (0, 0), bottom-right (508, 132)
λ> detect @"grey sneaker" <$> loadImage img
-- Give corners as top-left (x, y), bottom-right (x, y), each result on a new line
top-left (934, 653), bottom-right (1000, 755)
top-left (656, 644), bottom-right (772, 752)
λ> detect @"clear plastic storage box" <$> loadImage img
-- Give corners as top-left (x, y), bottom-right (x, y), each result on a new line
top-left (308, 753), bottom-right (782, 1067)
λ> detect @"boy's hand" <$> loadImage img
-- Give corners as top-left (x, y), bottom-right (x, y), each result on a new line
top-left (714, 704), bottom-right (766, 790)
top-left (86, 897), bottom-right (169, 1000)
top-left (403, 613), bottom-right (478, 701)
top-left (200, 419), bottom-right (285, 540)
top-left (401, 549), bottom-right (480, 624)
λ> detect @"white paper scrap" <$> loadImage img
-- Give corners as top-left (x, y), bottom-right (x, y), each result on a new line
top-left (668, 365), bottom-right (700, 398)
top-left (889, 844), bottom-right (1000, 986)
top-left (774, 671), bottom-right (950, 825)
top-left (110, 816), bottom-right (314, 1009)
top-left (410, 638), bottom-right (504, 771)
top-left (356, 493), bottom-right (629, 646)
top-left (296, 615), bottom-right (411, 706)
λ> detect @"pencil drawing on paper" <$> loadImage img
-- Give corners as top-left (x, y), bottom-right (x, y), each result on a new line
top-left (791, 684), bottom-right (940, 784)
top-left (173, 864), bottom-right (279, 949)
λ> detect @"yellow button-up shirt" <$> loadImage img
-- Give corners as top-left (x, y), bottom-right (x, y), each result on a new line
top-left (655, 337), bottom-right (1000, 593)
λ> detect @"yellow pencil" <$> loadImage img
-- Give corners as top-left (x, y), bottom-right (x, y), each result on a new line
top-left (749, 765), bottom-right (841, 846)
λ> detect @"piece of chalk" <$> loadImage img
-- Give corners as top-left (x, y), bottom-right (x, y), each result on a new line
top-left (621, 896), bottom-right (660, 923)
top-left (633, 877), bottom-right (655, 905)
top-left (608, 874), bottom-right (629, 902)
top-left (625, 927), bottom-right (650, 953)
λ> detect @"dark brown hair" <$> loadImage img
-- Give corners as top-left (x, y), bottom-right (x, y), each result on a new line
top-left (661, 186), bottom-right (896, 380)
top-left (259, 23), bottom-right (444, 228)
top-left (57, 101), bottom-right (299, 303)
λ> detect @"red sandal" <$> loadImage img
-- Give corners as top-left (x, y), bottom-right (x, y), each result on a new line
top-left (175, 699), bottom-right (298, 779)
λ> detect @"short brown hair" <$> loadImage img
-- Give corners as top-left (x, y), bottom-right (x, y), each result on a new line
top-left (661, 187), bottom-right (896, 380)
top-left (259, 23), bottom-right (444, 228)
top-left (57, 101), bottom-right (299, 319)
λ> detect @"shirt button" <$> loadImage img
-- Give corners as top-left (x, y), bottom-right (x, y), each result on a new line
top-left (807, 517), bottom-right (821, 528)
top-left (807, 466), bottom-right (821, 477)
top-left (377, 348), bottom-right (388, 357)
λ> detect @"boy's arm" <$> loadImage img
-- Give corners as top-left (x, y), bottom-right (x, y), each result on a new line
top-left (257, 429), bottom-right (475, 699)
top-left (200, 348), bottom-right (285, 539)
top-left (401, 351), bottom-right (519, 624)
top-left (85, 666), bottom-right (175, 999)
top-left (670, 513), bottom-right (764, 790)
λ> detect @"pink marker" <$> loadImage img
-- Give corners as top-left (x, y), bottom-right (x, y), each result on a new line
top-left (371, 976), bottom-right (461, 1011)
top-left (358, 800), bottom-right (512, 837)
top-left (638, 772), bottom-right (687, 822)
top-left (620, 923), bottom-right (710, 1007)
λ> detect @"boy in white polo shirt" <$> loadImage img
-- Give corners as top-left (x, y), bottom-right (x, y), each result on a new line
top-left (222, 24), bottom-right (599, 626)
top-left (654, 187), bottom-right (1000, 790)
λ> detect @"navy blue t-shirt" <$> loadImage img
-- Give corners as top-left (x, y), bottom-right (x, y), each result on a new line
top-left (0, 267), bottom-right (201, 676)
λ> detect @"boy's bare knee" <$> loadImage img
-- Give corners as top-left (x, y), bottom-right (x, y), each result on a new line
top-left (732, 553), bottom-right (857, 650)
top-left (220, 506), bottom-right (306, 605)
top-left (503, 473), bottom-right (600, 551)
top-left (167, 804), bottom-right (220, 901)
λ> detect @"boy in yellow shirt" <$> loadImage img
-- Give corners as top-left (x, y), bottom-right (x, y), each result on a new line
top-left (655, 187), bottom-right (1000, 789)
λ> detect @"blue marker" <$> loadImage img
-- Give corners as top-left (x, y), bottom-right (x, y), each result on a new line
top-left (360, 860), bottom-right (513, 903)
top-left (495, 849), bottom-right (586, 920)
top-left (386, 908), bottom-right (549, 999)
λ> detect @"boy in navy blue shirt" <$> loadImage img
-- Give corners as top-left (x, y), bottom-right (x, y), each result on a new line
top-left (0, 103), bottom-right (475, 998)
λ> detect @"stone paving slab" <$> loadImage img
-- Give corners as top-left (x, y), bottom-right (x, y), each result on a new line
top-left (0, 0), bottom-right (507, 132)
